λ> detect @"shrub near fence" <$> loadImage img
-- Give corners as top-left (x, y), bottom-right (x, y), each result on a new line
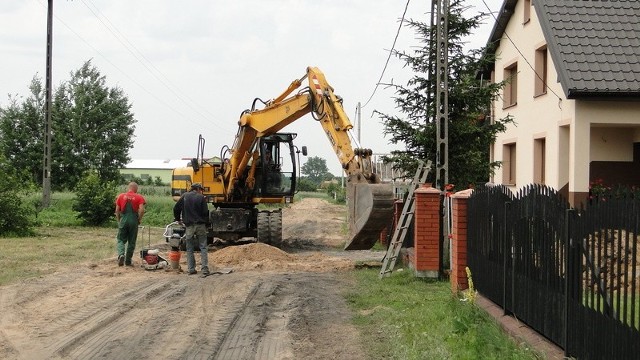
top-left (467, 184), bottom-right (640, 360)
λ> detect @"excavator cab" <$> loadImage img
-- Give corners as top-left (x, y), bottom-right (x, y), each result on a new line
top-left (253, 134), bottom-right (298, 199)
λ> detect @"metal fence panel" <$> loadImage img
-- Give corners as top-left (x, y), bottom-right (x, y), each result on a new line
top-left (468, 185), bottom-right (513, 308)
top-left (468, 185), bottom-right (640, 359)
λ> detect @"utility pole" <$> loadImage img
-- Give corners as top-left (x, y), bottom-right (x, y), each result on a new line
top-left (432, 0), bottom-right (450, 275)
top-left (434, 0), bottom-right (449, 191)
top-left (42, 0), bottom-right (53, 208)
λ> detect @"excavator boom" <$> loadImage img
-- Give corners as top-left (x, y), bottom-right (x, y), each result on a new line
top-left (303, 67), bottom-right (394, 249)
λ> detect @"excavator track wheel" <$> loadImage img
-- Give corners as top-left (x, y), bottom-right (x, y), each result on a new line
top-left (268, 211), bottom-right (283, 248)
top-left (257, 211), bottom-right (271, 244)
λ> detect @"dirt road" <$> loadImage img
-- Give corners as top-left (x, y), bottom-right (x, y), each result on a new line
top-left (0, 198), bottom-right (385, 360)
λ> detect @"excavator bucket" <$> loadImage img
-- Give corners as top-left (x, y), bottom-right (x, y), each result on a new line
top-left (344, 182), bottom-right (395, 250)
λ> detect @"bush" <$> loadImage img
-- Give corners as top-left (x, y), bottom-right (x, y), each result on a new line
top-left (326, 183), bottom-right (346, 204)
top-left (72, 172), bottom-right (118, 226)
top-left (0, 154), bottom-right (35, 236)
top-left (297, 178), bottom-right (317, 192)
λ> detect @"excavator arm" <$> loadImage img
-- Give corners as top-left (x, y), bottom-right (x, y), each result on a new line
top-left (227, 67), bottom-right (394, 250)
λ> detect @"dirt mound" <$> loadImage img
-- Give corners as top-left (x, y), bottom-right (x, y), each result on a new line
top-left (213, 243), bottom-right (294, 264)
top-left (209, 243), bottom-right (355, 272)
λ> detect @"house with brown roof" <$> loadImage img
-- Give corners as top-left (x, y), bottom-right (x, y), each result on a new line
top-left (480, 0), bottom-right (640, 205)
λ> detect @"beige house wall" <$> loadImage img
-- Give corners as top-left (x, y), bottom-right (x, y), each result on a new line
top-left (491, 0), bottom-right (572, 191)
top-left (489, 0), bottom-right (640, 204)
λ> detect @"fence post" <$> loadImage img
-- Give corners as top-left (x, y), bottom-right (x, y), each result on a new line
top-left (449, 189), bottom-right (472, 293)
top-left (564, 208), bottom-right (575, 357)
top-left (503, 201), bottom-right (511, 316)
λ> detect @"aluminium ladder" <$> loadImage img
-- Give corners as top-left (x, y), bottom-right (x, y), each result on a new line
top-left (379, 160), bottom-right (431, 278)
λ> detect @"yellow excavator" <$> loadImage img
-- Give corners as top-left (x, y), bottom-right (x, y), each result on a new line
top-left (170, 67), bottom-right (394, 250)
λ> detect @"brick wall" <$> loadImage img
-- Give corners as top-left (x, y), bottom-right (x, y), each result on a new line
top-left (450, 189), bottom-right (472, 292)
top-left (413, 184), bottom-right (441, 278)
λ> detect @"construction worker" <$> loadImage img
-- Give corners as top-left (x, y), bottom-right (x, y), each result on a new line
top-left (115, 182), bottom-right (146, 266)
top-left (173, 183), bottom-right (210, 276)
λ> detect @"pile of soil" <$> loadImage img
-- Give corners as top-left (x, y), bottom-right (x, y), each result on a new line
top-left (211, 243), bottom-right (355, 272)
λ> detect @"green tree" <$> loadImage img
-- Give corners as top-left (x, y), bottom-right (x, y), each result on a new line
top-left (0, 153), bottom-right (35, 236)
top-left (377, 0), bottom-right (513, 189)
top-left (0, 76), bottom-right (46, 185)
top-left (301, 156), bottom-right (332, 185)
top-left (52, 60), bottom-right (136, 190)
top-left (0, 61), bottom-right (136, 191)
top-left (72, 171), bottom-right (118, 226)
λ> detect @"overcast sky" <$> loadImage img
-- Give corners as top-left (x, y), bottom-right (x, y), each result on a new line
top-left (0, 0), bottom-right (503, 175)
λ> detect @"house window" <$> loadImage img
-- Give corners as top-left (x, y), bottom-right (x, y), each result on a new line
top-left (534, 46), bottom-right (547, 96)
top-left (503, 63), bottom-right (518, 108)
top-left (534, 138), bottom-right (546, 184)
top-left (503, 143), bottom-right (517, 185)
top-left (524, 0), bottom-right (531, 24)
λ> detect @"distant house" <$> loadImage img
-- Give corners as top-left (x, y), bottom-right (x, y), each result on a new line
top-left (480, 0), bottom-right (640, 205)
top-left (120, 159), bottom-right (190, 185)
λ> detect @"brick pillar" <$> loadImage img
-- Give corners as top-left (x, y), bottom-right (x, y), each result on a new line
top-left (413, 184), bottom-right (441, 278)
top-left (450, 189), bottom-right (473, 293)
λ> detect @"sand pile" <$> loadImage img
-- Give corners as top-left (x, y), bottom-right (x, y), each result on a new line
top-left (210, 243), bottom-right (354, 272)
top-left (213, 243), bottom-right (294, 264)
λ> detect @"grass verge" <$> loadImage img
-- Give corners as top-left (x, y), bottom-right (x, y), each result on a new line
top-left (345, 268), bottom-right (544, 360)
top-left (0, 227), bottom-right (115, 285)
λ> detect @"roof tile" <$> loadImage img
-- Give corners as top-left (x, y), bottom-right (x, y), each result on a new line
top-left (535, 0), bottom-right (640, 98)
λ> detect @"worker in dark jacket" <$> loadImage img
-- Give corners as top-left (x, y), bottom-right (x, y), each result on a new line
top-left (173, 183), bottom-right (210, 276)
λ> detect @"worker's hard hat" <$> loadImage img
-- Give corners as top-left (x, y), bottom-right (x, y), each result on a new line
top-left (191, 183), bottom-right (203, 190)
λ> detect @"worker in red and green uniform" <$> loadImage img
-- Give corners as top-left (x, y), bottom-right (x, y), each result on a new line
top-left (115, 182), bottom-right (146, 266)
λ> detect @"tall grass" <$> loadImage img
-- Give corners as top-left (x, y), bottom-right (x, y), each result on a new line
top-left (346, 269), bottom-right (543, 360)
top-left (28, 187), bottom-right (177, 228)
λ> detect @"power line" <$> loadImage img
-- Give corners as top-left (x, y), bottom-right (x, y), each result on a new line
top-left (80, 0), bottom-right (229, 132)
top-left (361, 0), bottom-right (411, 109)
top-left (32, 0), bottom-right (224, 135)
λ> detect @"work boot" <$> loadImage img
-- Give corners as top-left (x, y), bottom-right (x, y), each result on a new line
top-left (118, 255), bottom-right (124, 266)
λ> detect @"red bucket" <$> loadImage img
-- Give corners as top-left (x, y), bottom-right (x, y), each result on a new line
top-left (168, 250), bottom-right (181, 270)
top-left (168, 251), bottom-right (181, 262)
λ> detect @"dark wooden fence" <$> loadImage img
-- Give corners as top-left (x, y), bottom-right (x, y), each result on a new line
top-left (468, 184), bottom-right (640, 359)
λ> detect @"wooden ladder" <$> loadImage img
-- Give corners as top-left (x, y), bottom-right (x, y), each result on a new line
top-left (379, 160), bottom-right (431, 278)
